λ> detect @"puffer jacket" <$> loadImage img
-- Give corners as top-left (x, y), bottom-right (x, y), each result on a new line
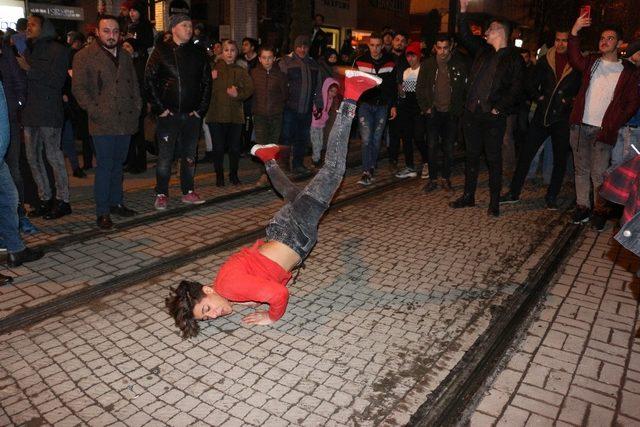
top-left (207, 59), bottom-right (254, 124)
top-left (527, 47), bottom-right (581, 127)
top-left (72, 42), bottom-right (142, 136)
top-left (145, 40), bottom-right (212, 117)
top-left (22, 18), bottom-right (69, 128)
top-left (250, 64), bottom-right (287, 116)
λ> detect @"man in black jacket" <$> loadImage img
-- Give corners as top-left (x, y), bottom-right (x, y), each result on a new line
top-left (416, 34), bottom-right (469, 190)
top-left (450, 0), bottom-right (524, 217)
top-left (500, 30), bottom-right (581, 210)
top-left (18, 14), bottom-right (71, 220)
top-left (145, 14), bottom-right (212, 210)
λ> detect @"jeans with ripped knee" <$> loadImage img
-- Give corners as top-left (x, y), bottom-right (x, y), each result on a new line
top-left (155, 113), bottom-right (201, 196)
top-left (358, 103), bottom-right (388, 174)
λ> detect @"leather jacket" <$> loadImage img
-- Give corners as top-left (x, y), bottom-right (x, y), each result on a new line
top-left (144, 40), bottom-right (212, 117)
top-left (528, 47), bottom-right (581, 127)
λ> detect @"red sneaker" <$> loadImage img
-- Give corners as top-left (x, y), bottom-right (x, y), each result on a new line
top-left (250, 144), bottom-right (286, 163)
top-left (344, 70), bottom-right (382, 102)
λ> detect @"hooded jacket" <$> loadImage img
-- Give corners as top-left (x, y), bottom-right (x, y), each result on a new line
top-left (311, 77), bottom-right (339, 128)
top-left (527, 46), bottom-right (581, 127)
top-left (22, 18), bottom-right (69, 128)
top-left (567, 34), bottom-right (640, 146)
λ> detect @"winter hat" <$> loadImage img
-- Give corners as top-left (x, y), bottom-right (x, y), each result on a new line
top-left (294, 35), bottom-right (310, 48)
top-left (405, 41), bottom-right (422, 59)
top-left (170, 14), bottom-right (191, 29)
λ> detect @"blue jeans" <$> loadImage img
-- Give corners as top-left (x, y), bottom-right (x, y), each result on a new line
top-left (612, 125), bottom-right (640, 168)
top-left (358, 103), bottom-right (388, 173)
top-left (61, 118), bottom-right (80, 171)
top-left (527, 136), bottom-right (554, 183)
top-left (282, 109), bottom-right (312, 169)
top-left (93, 135), bottom-right (131, 216)
top-left (0, 161), bottom-right (24, 253)
top-left (266, 101), bottom-right (356, 260)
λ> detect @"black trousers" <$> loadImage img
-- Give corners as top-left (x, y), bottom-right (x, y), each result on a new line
top-left (398, 100), bottom-right (428, 168)
top-left (427, 111), bottom-right (457, 180)
top-left (210, 122), bottom-right (243, 177)
top-left (509, 119), bottom-right (571, 203)
top-left (462, 111), bottom-right (506, 204)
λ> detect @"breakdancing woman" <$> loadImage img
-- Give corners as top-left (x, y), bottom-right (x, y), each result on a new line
top-left (166, 70), bottom-right (382, 337)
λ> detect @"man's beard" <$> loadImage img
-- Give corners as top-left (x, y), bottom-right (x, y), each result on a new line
top-left (102, 39), bottom-right (117, 48)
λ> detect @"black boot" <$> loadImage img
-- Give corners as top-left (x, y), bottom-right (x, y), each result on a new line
top-left (229, 172), bottom-right (241, 185)
top-left (1, 273), bottom-right (13, 286)
top-left (449, 194), bottom-right (475, 209)
top-left (43, 201), bottom-right (72, 220)
top-left (7, 247), bottom-right (44, 267)
top-left (29, 199), bottom-right (53, 217)
top-left (216, 174), bottom-right (225, 187)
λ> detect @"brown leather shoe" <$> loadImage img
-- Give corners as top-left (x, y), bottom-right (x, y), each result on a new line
top-left (97, 214), bottom-right (114, 230)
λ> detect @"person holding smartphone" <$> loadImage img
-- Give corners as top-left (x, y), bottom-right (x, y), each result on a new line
top-left (566, 11), bottom-right (640, 230)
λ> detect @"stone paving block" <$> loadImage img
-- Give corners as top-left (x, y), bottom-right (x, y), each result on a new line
top-left (497, 406), bottom-right (530, 427)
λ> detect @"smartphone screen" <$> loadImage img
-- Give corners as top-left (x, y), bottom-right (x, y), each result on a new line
top-left (580, 5), bottom-right (591, 19)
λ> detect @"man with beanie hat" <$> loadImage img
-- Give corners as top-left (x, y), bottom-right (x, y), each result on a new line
top-left (145, 13), bottom-right (212, 210)
top-left (279, 35), bottom-right (323, 175)
top-left (416, 33), bottom-right (469, 191)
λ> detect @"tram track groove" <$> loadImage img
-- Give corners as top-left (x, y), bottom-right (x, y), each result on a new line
top-left (408, 220), bottom-right (583, 426)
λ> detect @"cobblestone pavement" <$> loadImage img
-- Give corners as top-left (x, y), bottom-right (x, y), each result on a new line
top-left (0, 161), bottom-right (574, 426)
top-left (469, 228), bottom-right (640, 426)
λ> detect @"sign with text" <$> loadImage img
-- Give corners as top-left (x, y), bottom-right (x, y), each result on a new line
top-left (28, 3), bottom-right (84, 21)
top-left (0, 0), bottom-right (25, 30)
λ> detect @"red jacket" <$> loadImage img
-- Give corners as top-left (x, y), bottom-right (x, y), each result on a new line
top-left (214, 240), bottom-right (292, 321)
top-left (568, 34), bottom-right (640, 145)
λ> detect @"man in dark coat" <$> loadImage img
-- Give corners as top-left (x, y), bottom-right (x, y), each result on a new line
top-left (449, 0), bottom-right (524, 217)
top-left (73, 15), bottom-right (142, 230)
top-left (18, 14), bottom-right (71, 220)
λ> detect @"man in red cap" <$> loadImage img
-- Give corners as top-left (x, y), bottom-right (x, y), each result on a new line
top-left (394, 41), bottom-right (430, 180)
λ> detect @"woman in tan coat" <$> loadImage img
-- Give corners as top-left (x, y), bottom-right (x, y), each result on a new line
top-left (206, 40), bottom-right (254, 186)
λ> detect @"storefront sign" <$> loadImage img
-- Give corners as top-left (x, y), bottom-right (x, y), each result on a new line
top-left (0, 0), bottom-right (25, 30)
top-left (169, 0), bottom-right (189, 16)
top-left (321, 0), bottom-right (349, 9)
top-left (28, 3), bottom-right (85, 21)
top-left (368, 0), bottom-right (408, 13)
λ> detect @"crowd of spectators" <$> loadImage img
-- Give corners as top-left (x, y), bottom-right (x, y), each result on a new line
top-left (1, 0), bottom-right (640, 280)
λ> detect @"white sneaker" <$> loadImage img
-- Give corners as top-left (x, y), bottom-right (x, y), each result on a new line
top-left (421, 164), bottom-right (430, 179)
top-left (395, 167), bottom-right (417, 179)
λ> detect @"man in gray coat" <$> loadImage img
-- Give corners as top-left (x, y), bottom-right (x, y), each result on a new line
top-left (72, 15), bottom-right (142, 230)
top-left (18, 14), bottom-right (71, 220)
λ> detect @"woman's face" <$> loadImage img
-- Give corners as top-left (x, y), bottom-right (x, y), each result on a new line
top-left (223, 43), bottom-right (238, 63)
top-left (328, 53), bottom-right (337, 64)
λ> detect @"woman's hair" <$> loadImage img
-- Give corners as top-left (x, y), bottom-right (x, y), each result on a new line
top-left (165, 280), bottom-right (205, 338)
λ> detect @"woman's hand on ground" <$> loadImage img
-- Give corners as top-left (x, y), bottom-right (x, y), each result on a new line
top-left (241, 311), bottom-right (274, 325)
